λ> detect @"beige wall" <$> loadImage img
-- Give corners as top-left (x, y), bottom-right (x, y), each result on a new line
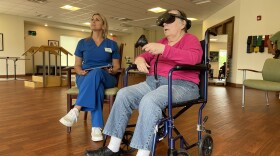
top-left (24, 24), bottom-right (89, 74)
top-left (0, 14), bottom-right (25, 76)
top-left (189, 23), bottom-right (203, 40)
top-left (203, 0), bottom-right (280, 84)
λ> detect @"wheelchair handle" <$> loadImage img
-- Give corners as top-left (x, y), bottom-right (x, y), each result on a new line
top-left (124, 64), bottom-right (138, 87)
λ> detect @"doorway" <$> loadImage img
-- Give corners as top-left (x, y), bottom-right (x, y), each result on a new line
top-left (208, 35), bottom-right (228, 85)
top-left (208, 16), bottom-right (234, 86)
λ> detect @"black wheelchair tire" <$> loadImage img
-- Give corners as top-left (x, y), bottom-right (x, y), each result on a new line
top-left (198, 134), bottom-right (213, 156)
top-left (119, 131), bottom-right (136, 154)
top-left (177, 148), bottom-right (190, 156)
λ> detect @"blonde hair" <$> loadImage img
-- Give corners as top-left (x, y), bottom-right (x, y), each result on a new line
top-left (87, 13), bottom-right (108, 39)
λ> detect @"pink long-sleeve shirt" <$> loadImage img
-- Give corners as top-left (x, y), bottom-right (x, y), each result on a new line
top-left (138, 33), bottom-right (203, 84)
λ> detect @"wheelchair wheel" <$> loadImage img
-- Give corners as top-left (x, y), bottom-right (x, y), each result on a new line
top-left (119, 131), bottom-right (136, 154)
top-left (177, 148), bottom-right (190, 156)
top-left (198, 134), bottom-right (213, 156)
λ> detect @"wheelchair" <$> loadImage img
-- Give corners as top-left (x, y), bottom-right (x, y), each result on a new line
top-left (104, 29), bottom-right (215, 156)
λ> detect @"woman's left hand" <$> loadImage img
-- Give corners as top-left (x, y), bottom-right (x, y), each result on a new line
top-left (142, 43), bottom-right (165, 55)
top-left (105, 67), bottom-right (114, 74)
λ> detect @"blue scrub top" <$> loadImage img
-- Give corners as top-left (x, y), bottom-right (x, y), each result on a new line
top-left (74, 38), bottom-right (120, 70)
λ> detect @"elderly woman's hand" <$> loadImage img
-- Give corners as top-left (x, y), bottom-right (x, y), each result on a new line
top-left (142, 43), bottom-right (165, 55)
top-left (135, 57), bottom-right (150, 73)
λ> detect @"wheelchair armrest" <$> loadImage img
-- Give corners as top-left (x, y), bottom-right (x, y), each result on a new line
top-left (174, 64), bottom-right (208, 71)
top-left (238, 68), bottom-right (261, 73)
top-left (126, 64), bottom-right (137, 70)
top-left (238, 68), bottom-right (262, 82)
top-left (124, 64), bottom-right (145, 87)
top-left (124, 64), bottom-right (137, 76)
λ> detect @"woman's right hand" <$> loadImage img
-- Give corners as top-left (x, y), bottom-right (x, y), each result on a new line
top-left (135, 57), bottom-right (150, 73)
top-left (74, 56), bottom-right (88, 76)
top-left (77, 70), bottom-right (88, 76)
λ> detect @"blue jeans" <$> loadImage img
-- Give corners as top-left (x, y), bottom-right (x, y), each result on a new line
top-left (75, 68), bottom-right (117, 127)
top-left (103, 75), bottom-right (199, 150)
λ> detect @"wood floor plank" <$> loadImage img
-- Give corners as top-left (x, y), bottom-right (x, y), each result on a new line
top-left (0, 79), bottom-right (280, 155)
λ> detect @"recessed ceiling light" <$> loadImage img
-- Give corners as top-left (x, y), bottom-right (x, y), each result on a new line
top-left (60, 5), bottom-right (81, 11)
top-left (187, 18), bottom-right (198, 21)
top-left (191, 0), bottom-right (211, 5)
top-left (27, 0), bottom-right (48, 4)
top-left (36, 14), bottom-right (52, 19)
top-left (210, 38), bottom-right (217, 41)
top-left (83, 22), bottom-right (90, 25)
top-left (148, 7), bottom-right (166, 13)
top-left (44, 23), bottom-right (48, 26)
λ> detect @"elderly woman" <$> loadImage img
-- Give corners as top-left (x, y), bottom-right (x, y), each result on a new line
top-left (85, 9), bottom-right (202, 156)
top-left (59, 13), bottom-right (120, 142)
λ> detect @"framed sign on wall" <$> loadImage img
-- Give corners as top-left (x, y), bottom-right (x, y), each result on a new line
top-left (0, 33), bottom-right (3, 51)
top-left (210, 51), bottom-right (219, 62)
top-left (48, 40), bottom-right (59, 47)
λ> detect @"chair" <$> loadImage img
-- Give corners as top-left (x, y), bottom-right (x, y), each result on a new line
top-left (239, 58), bottom-right (280, 108)
top-left (63, 43), bottom-right (124, 133)
top-left (218, 63), bottom-right (226, 80)
top-left (120, 30), bottom-right (215, 156)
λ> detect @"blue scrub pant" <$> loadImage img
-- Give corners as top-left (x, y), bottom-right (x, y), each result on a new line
top-left (75, 68), bottom-right (117, 127)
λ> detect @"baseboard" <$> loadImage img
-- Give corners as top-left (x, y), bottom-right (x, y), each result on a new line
top-left (226, 82), bottom-right (242, 88)
top-left (0, 74), bottom-right (26, 78)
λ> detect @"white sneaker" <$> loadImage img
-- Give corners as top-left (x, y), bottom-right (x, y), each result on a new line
top-left (59, 108), bottom-right (79, 127)
top-left (91, 127), bottom-right (103, 142)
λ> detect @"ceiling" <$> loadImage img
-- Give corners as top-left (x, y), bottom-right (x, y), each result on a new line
top-left (0, 0), bottom-right (235, 35)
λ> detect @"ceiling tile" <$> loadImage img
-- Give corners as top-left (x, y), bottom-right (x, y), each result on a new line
top-left (0, 0), bottom-right (236, 33)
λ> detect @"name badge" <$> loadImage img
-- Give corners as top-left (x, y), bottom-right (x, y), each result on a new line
top-left (105, 48), bottom-right (112, 53)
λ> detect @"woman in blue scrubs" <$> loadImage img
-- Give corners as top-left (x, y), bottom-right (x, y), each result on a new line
top-left (59, 13), bottom-right (120, 142)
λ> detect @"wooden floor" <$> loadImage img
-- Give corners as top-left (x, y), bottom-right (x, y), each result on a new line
top-left (0, 78), bottom-right (280, 156)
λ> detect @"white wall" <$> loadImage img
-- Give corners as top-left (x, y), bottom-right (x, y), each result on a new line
top-left (60, 36), bottom-right (82, 66)
top-left (0, 14), bottom-right (25, 76)
top-left (203, 0), bottom-right (280, 85)
top-left (236, 0), bottom-right (280, 84)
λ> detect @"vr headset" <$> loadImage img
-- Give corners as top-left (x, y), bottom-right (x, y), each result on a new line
top-left (156, 12), bottom-right (191, 30)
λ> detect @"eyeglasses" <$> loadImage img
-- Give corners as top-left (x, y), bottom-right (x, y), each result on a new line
top-left (156, 13), bottom-right (186, 27)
